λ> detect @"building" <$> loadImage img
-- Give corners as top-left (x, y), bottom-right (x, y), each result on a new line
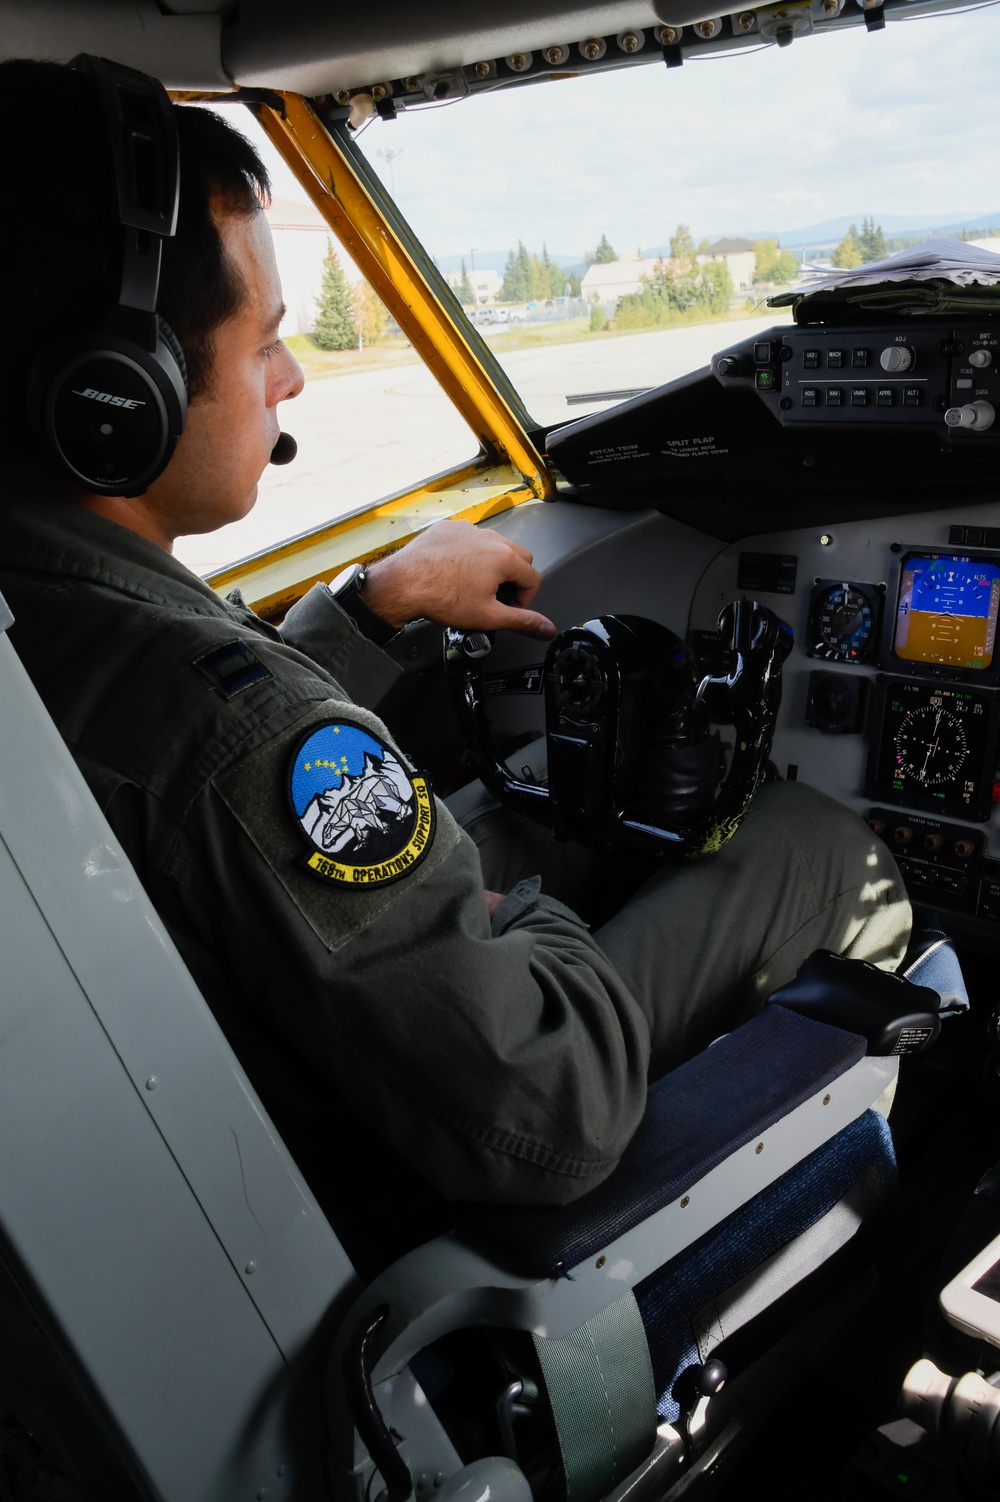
top-left (697, 237), bottom-right (757, 292)
top-left (443, 267), bottom-right (502, 305)
top-left (579, 254), bottom-right (653, 305)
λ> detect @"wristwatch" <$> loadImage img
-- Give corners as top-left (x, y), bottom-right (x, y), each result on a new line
top-left (327, 563), bottom-right (399, 648)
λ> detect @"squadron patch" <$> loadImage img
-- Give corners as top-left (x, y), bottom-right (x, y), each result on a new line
top-left (288, 720), bottom-right (435, 888)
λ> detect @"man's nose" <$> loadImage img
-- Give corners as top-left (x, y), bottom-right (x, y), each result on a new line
top-left (279, 344), bottom-right (305, 402)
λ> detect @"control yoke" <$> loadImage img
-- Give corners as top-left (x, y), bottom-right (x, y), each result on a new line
top-left (444, 600), bottom-right (792, 856)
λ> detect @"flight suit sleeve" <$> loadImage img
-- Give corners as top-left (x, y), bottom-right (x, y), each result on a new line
top-left (172, 702), bottom-right (653, 1208)
top-left (279, 582), bottom-right (402, 709)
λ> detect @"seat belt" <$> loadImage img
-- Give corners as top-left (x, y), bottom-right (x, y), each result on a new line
top-left (532, 1289), bottom-right (657, 1502)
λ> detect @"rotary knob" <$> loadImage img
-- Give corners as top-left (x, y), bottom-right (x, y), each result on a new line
top-left (945, 400), bottom-right (996, 432)
top-left (880, 346), bottom-right (914, 373)
top-left (969, 348), bottom-right (993, 369)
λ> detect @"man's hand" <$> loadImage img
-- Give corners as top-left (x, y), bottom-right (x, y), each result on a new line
top-left (359, 520), bottom-right (556, 640)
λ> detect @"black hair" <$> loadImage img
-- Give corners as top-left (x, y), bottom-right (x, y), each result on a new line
top-left (0, 59), bottom-right (271, 455)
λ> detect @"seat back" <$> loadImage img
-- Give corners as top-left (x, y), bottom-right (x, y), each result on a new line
top-left (0, 607), bottom-right (354, 1499)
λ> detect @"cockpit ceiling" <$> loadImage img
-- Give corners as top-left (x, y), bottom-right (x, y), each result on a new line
top-left (1, 0), bottom-right (992, 94)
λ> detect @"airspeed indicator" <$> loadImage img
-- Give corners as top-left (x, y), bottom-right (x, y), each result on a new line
top-left (807, 580), bottom-right (881, 663)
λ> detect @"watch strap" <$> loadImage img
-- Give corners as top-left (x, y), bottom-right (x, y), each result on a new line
top-left (329, 565), bottom-right (399, 648)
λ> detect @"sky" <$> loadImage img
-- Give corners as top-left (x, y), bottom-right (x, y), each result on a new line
top-left (240, 2), bottom-right (1000, 267)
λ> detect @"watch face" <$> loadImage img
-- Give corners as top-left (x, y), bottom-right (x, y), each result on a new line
top-left (329, 563), bottom-right (365, 599)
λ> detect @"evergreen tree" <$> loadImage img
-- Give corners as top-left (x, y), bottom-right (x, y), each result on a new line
top-left (858, 216), bottom-right (887, 263)
top-left (593, 233), bottom-right (617, 264)
top-left (456, 259), bottom-right (474, 307)
top-left (313, 240), bottom-right (356, 350)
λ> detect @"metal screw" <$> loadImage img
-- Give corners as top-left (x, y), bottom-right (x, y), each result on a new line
top-left (737, 11), bottom-right (756, 29)
top-left (658, 25), bottom-right (681, 43)
top-left (509, 53), bottom-right (529, 71)
top-left (820, 533), bottom-right (833, 546)
top-left (404, 76), bottom-right (421, 91)
top-left (474, 61), bottom-right (491, 79)
top-left (823, 0), bottom-right (839, 14)
top-left (544, 45), bottom-right (566, 65)
top-left (697, 19), bottom-right (720, 39)
top-left (581, 39), bottom-right (605, 60)
top-left (245, 1260), bottom-right (257, 1275)
top-left (371, 85), bottom-right (386, 103)
top-left (823, 1093), bottom-right (832, 1105)
top-left (335, 90), bottom-right (351, 105)
top-left (619, 32), bottom-right (640, 52)
top-left (755, 1142), bottom-right (764, 1155)
top-left (680, 1195), bottom-right (690, 1208)
top-left (145, 1076), bottom-right (157, 1090)
top-left (596, 1255), bottom-right (606, 1269)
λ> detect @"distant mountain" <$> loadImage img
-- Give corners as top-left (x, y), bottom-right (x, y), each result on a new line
top-left (715, 212), bottom-right (1000, 252)
top-left (435, 215), bottom-right (1000, 273)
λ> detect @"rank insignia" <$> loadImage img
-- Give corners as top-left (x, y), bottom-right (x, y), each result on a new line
top-left (288, 720), bottom-right (435, 888)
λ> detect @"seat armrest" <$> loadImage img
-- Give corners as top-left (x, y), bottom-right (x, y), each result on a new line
top-left (767, 950), bottom-right (942, 1054)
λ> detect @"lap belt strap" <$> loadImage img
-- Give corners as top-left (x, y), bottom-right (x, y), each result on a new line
top-left (532, 1290), bottom-right (656, 1502)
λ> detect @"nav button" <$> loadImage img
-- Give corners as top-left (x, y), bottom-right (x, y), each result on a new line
top-left (827, 387), bottom-right (844, 407)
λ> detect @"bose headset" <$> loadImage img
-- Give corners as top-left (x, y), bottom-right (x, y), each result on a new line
top-left (26, 55), bottom-right (190, 497)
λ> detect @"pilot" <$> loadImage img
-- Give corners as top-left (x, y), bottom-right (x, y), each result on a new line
top-left (0, 59), bottom-right (910, 1265)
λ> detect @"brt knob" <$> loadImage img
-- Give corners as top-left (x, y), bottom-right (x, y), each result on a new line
top-left (945, 400), bottom-right (996, 432)
top-left (880, 346), bottom-right (914, 373)
top-left (969, 348), bottom-right (993, 369)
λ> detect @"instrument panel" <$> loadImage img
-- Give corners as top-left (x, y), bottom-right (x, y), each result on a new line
top-left (689, 508), bottom-right (1000, 939)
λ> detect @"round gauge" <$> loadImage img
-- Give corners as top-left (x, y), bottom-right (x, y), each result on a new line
top-left (808, 582), bottom-right (879, 663)
top-left (893, 704), bottom-right (968, 787)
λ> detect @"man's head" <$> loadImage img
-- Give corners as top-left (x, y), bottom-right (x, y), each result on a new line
top-left (1, 59), bottom-right (303, 543)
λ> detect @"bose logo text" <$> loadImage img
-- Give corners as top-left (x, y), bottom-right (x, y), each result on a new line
top-left (72, 388), bottom-right (145, 410)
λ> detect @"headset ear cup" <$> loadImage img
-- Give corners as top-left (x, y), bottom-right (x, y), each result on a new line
top-left (157, 317), bottom-right (188, 395)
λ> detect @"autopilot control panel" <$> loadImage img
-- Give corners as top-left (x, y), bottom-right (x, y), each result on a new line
top-left (714, 322), bottom-right (1000, 441)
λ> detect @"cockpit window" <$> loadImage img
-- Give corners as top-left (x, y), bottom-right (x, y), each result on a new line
top-left (348, 6), bottom-right (1000, 429)
top-left (175, 3), bottom-right (1000, 574)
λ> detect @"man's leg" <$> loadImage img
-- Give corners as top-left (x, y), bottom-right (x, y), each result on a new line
top-left (592, 781), bottom-right (911, 1075)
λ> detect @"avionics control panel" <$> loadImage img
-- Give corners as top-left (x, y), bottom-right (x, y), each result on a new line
top-left (690, 514), bottom-right (1000, 940)
top-left (713, 322), bottom-right (1000, 441)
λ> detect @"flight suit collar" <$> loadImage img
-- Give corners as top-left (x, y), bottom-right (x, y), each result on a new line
top-left (0, 482), bottom-right (229, 617)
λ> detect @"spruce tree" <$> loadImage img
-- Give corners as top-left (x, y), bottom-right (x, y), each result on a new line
top-left (457, 259), bottom-right (474, 306)
top-left (313, 240), bottom-right (356, 350)
top-left (594, 233), bottom-right (617, 264)
top-left (858, 216), bottom-right (887, 263)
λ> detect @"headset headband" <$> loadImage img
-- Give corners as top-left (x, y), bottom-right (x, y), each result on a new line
top-left (69, 54), bottom-right (180, 333)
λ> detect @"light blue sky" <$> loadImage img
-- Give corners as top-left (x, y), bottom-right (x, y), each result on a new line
top-left (241, 4), bottom-right (1000, 263)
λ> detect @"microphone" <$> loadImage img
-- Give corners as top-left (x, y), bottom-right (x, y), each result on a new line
top-left (270, 431), bottom-right (298, 465)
